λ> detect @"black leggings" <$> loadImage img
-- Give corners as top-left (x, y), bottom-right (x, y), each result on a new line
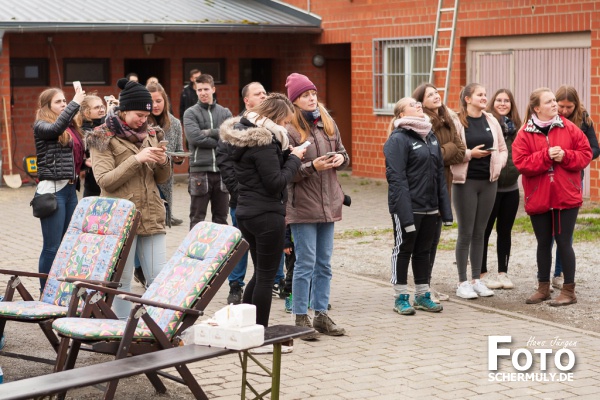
top-left (482, 189), bottom-right (520, 274)
top-left (391, 213), bottom-right (437, 286)
top-left (531, 208), bottom-right (578, 285)
top-left (238, 212), bottom-right (285, 327)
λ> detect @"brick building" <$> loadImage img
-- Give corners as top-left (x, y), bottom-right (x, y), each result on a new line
top-left (1, 0), bottom-right (599, 198)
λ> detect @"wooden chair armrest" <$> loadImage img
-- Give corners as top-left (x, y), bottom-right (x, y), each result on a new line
top-left (0, 268), bottom-right (48, 279)
top-left (59, 277), bottom-right (122, 288)
top-left (71, 281), bottom-right (142, 298)
top-left (119, 295), bottom-right (202, 316)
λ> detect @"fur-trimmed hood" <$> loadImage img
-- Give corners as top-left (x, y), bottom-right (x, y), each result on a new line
top-left (219, 116), bottom-right (274, 149)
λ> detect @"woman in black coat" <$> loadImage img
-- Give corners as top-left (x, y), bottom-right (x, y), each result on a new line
top-left (219, 93), bottom-right (306, 331)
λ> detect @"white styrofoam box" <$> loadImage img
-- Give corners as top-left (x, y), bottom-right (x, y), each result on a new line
top-left (211, 324), bottom-right (264, 350)
top-left (213, 304), bottom-right (256, 328)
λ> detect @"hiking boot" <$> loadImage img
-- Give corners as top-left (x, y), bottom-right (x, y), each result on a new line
top-left (413, 292), bottom-right (443, 312)
top-left (393, 294), bottom-right (416, 315)
top-left (549, 283), bottom-right (577, 307)
top-left (526, 281), bottom-right (551, 304)
top-left (133, 267), bottom-right (147, 288)
top-left (498, 273), bottom-right (514, 289)
top-left (295, 314), bottom-right (320, 341)
top-left (171, 216), bottom-right (183, 226)
top-left (284, 294), bottom-right (293, 313)
top-left (552, 273), bottom-right (564, 290)
top-left (313, 312), bottom-right (346, 336)
top-left (227, 281), bottom-right (243, 305)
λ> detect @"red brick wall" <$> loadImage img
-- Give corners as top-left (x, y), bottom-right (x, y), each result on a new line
top-left (1, 31), bottom-right (323, 180)
top-left (283, 0), bottom-right (600, 199)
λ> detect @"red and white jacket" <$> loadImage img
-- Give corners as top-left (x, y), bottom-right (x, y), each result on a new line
top-left (512, 115), bottom-right (592, 215)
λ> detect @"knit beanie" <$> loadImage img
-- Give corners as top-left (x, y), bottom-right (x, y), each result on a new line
top-left (116, 78), bottom-right (153, 112)
top-left (285, 73), bottom-right (317, 103)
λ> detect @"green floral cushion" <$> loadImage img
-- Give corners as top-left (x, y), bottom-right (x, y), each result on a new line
top-left (0, 301), bottom-right (68, 320)
top-left (52, 318), bottom-right (152, 341)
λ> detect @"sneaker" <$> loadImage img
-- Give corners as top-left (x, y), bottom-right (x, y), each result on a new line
top-left (552, 273), bottom-right (564, 290)
top-left (498, 273), bottom-right (514, 289)
top-left (480, 274), bottom-right (503, 289)
top-left (429, 290), bottom-right (440, 304)
top-left (171, 216), bottom-right (183, 226)
top-left (393, 294), bottom-right (416, 315)
top-left (284, 294), bottom-right (292, 313)
top-left (133, 267), bottom-right (147, 288)
top-left (472, 279), bottom-right (494, 297)
top-left (313, 312), bottom-right (346, 336)
top-left (272, 279), bottom-right (285, 298)
top-left (227, 282), bottom-right (243, 305)
top-left (295, 314), bottom-right (320, 341)
top-left (436, 291), bottom-right (450, 301)
top-left (249, 344), bottom-right (293, 354)
top-left (456, 281), bottom-right (478, 299)
top-left (413, 292), bottom-right (443, 312)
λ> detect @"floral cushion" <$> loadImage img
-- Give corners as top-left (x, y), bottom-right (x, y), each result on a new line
top-left (52, 317), bottom-right (152, 340)
top-left (52, 222), bottom-right (242, 342)
top-left (40, 197), bottom-right (136, 308)
top-left (0, 301), bottom-right (68, 319)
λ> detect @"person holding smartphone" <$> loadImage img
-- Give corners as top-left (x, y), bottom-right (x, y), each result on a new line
top-left (284, 73), bottom-right (349, 339)
top-left (87, 78), bottom-right (171, 319)
top-left (450, 83), bottom-right (508, 300)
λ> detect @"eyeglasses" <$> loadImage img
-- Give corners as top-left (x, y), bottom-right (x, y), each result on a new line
top-left (409, 102), bottom-right (422, 108)
top-left (495, 99), bottom-right (511, 104)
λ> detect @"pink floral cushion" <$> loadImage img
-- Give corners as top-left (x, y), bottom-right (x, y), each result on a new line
top-left (53, 222), bottom-right (242, 342)
top-left (0, 301), bottom-right (68, 320)
top-left (41, 197), bottom-right (136, 308)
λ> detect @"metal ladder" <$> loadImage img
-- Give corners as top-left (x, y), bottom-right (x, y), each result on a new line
top-left (429, 0), bottom-right (460, 104)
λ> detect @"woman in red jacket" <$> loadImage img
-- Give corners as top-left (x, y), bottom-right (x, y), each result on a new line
top-left (512, 87), bottom-right (592, 306)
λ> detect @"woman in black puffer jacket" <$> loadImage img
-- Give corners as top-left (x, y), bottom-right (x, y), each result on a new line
top-left (33, 87), bottom-right (86, 289)
top-left (219, 93), bottom-right (305, 330)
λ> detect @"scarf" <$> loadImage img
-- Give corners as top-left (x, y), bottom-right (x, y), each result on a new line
top-left (68, 127), bottom-right (85, 175)
top-left (393, 116), bottom-right (432, 139)
top-left (532, 114), bottom-right (556, 128)
top-left (244, 111), bottom-right (290, 149)
top-left (105, 108), bottom-right (148, 148)
top-left (301, 109), bottom-right (321, 124)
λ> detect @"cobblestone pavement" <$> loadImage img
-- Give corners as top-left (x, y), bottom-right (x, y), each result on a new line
top-left (1, 174), bottom-right (599, 399)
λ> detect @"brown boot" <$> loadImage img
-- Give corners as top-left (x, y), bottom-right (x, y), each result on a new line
top-left (549, 283), bottom-right (577, 307)
top-left (295, 314), bottom-right (320, 341)
top-left (526, 281), bottom-right (551, 304)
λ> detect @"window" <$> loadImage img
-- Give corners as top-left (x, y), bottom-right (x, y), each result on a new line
top-left (183, 59), bottom-right (226, 85)
top-left (64, 59), bottom-right (109, 85)
top-left (10, 58), bottom-right (49, 86)
top-left (373, 37), bottom-right (432, 114)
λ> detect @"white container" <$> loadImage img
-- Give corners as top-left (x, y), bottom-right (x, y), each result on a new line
top-left (190, 323), bottom-right (264, 350)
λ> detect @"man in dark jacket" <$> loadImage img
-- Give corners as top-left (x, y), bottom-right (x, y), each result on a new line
top-left (216, 82), bottom-right (266, 304)
top-left (179, 68), bottom-right (201, 119)
top-left (184, 74), bottom-right (232, 230)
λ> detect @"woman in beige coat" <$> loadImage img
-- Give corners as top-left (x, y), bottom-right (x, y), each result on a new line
top-left (87, 78), bottom-right (171, 319)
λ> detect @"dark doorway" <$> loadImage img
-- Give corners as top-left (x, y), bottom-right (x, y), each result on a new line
top-left (123, 59), bottom-right (170, 92)
top-left (325, 55), bottom-right (352, 167)
top-left (238, 59), bottom-right (273, 113)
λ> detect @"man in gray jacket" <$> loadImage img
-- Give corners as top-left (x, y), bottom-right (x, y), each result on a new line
top-left (184, 74), bottom-right (232, 229)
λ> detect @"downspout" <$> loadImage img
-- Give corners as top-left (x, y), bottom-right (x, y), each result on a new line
top-left (307, 0), bottom-right (310, 13)
top-left (0, 30), bottom-right (4, 54)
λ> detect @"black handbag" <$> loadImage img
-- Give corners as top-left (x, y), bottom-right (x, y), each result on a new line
top-left (30, 193), bottom-right (58, 219)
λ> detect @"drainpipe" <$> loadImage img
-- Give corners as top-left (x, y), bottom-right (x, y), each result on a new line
top-left (307, 0), bottom-right (310, 13)
top-left (0, 30), bottom-right (4, 55)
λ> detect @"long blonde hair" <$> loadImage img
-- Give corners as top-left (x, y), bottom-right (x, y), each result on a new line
top-left (289, 101), bottom-right (336, 142)
top-left (146, 82), bottom-right (171, 131)
top-left (35, 88), bottom-right (82, 146)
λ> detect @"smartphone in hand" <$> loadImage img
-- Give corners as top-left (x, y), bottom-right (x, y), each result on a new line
top-left (73, 81), bottom-right (82, 91)
top-left (485, 147), bottom-right (497, 151)
top-left (158, 140), bottom-right (169, 149)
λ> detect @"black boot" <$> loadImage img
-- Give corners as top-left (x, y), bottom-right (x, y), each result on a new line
top-left (227, 281), bottom-right (243, 305)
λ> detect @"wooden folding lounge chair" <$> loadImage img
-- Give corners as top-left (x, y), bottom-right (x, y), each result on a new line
top-left (0, 196), bottom-right (139, 364)
top-left (52, 221), bottom-right (248, 399)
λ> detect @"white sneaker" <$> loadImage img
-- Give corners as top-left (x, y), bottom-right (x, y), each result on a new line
top-left (249, 344), bottom-right (293, 354)
top-left (498, 273), bottom-right (514, 289)
top-left (472, 279), bottom-right (494, 297)
top-left (430, 287), bottom-right (450, 301)
top-left (480, 275), bottom-right (503, 289)
top-left (429, 290), bottom-right (440, 304)
top-left (456, 281), bottom-right (478, 299)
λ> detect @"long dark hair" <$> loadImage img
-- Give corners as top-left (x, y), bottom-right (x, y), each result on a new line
top-left (413, 83), bottom-right (455, 132)
top-left (555, 85), bottom-right (593, 129)
top-left (486, 89), bottom-right (522, 129)
top-left (457, 83), bottom-right (484, 128)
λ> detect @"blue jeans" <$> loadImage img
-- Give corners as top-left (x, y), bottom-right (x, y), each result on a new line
top-left (276, 253), bottom-right (285, 283)
top-left (551, 236), bottom-right (573, 277)
top-left (38, 183), bottom-right (78, 289)
top-left (291, 222), bottom-right (334, 314)
top-left (113, 234), bottom-right (167, 319)
top-left (227, 207), bottom-right (249, 287)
